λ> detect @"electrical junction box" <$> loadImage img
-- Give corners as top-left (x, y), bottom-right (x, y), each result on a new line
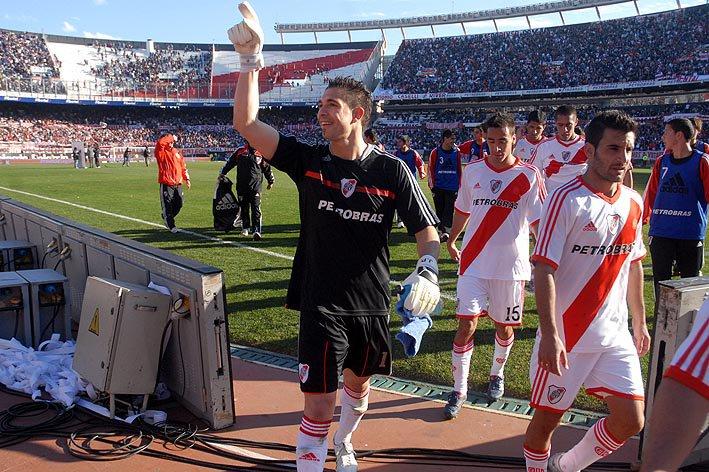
top-left (73, 277), bottom-right (171, 397)
top-left (0, 272), bottom-right (31, 346)
top-left (0, 241), bottom-right (37, 272)
top-left (643, 276), bottom-right (709, 468)
top-left (16, 269), bottom-right (70, 348)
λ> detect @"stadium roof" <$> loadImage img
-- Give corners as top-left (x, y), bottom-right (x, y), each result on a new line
top-left (274, 0), bottom-right (644, 39)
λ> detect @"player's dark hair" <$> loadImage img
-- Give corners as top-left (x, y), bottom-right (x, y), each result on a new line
top-left (440, 128), bottom-right (456, 141)
top-left (326, 76), bottom-right (372, 127)
top-left (364, 128), bottom-right (379, 143)
top-left (527, 110), bottom-right (546, 124)
top-left (397, 134), bottom-right (411, 145)
top-left (666, 118), bottom-right (694, 142)
top-left (555, 105), bottom-right (577, 119)
top-left (584, 110), bottom-right (638, 148)
top-left (472, 126), bottom-right (483, 134)
top-left (483, 112), bottom-right (516, 134)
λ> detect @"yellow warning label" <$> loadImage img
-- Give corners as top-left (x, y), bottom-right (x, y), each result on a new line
top-left (88, 308), bottom-right (100, 336)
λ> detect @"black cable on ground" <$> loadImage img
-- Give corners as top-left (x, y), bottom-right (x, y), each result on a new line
top-left (0, 393), bottom-right (678, 471)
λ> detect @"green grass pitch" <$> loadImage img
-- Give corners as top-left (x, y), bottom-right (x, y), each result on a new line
top-left (0, 162), bottom-right (661, 411)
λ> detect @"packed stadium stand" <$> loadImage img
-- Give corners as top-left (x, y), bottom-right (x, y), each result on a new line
top-left (0, 3), bottom-right (706, 162)
top-left (376, 5), bottom-right (708, 97)
top-left (0, 30), bottom-right (381, 103)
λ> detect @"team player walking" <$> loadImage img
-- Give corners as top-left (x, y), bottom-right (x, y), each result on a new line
top-left (444, 112), bottom-right (545, 417)
top-left (524, 111), bottom-right (649, 472)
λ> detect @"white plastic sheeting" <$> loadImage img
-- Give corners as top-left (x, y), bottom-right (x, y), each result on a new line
top-left (0, 334), bottom-right (86, 406)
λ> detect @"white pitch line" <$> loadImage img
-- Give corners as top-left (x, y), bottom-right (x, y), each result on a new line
top-left (0, 185), bottom-right (293, 261)
top-left (0, 185), bottom-right (456, 301)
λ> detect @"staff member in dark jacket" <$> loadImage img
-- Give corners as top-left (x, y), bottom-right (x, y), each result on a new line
top-left (218, 140), bottom-right (274, 240)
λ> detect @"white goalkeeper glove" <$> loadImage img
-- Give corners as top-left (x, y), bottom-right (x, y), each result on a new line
top-left (227, 2), bottom-right (265, 72)
top-left (402, 255), bottom-right (440, 317)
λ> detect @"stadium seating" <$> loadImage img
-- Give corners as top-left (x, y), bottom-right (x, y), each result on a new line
top-left (0, 101), bottom-right (705, 157)
top-left (210, 45), bottom-right (377, 101)
top-left (378, 5), bottom-right (708, 95)
top-left (0, 29), bottom-right (378, 103)
top-left (0, 30), bottom-right (64, 94)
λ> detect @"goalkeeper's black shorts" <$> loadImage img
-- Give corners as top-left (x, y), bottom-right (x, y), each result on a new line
top-left (298, 310), bottom-right (392, 393)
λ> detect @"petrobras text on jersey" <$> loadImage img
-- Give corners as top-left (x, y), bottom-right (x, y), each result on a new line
top-left (317, 199), bottom-right (384, 223)
top-left (571, 243), bottom-right (635, 256)
top-left (652, 208), bottom-right (693, 217)
top-left (470, 198), bottom-right (518, 210)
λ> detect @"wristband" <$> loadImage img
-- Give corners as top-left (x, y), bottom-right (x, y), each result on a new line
top-left (240, 53), bottom-right (264, 72)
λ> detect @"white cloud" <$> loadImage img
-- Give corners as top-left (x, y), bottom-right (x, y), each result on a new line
top-left (354, 11), bottom-right (386, 18)
top-left (3, 13), bottom-right (38, 22)
top-left (93, 0), bottom-right (107, 5)
top-left (83, 31), bottom-right (119, 40)
top-left (62, 21), bottom-right (76, 33)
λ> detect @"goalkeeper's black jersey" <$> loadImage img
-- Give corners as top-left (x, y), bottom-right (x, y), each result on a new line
top-left (270, 133), bottom-right (438, 316)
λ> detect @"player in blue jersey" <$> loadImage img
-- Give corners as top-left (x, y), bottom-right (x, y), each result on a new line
top-left (429, 129), bottom-right (462, 242)
top-left (394, 134), bottom-right (426, 179)
top-left (643, 117), bottom-right (709, 300)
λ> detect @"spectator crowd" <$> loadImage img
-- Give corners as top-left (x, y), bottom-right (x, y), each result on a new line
top-left (0, 29), bottom-right (64, 94)
top-left (373, 102), bottom-right (709, 155)
top-left (90, 42), bottom-right (212, 95)
top-left (0, 103), bottom-right (325, 151)
top-left (379, 5), bottom-right (708, 94)
top-left (0, 101), bottom-right (704, 158)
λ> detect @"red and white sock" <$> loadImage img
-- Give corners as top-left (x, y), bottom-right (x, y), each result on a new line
top-left (560, 417), bottom-right (624, 471)
top-left (523, 444), bottom-right (549, 472)
top-left (334, 385), bottom-right (369, 446)
top-left (490, 332), bottom-right (514, 378)
top-left (296, 416), bottom-right (331, 472)
top-left (452, 340), bottom-right (474, 395)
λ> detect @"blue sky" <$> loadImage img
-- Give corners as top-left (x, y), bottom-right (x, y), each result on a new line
top-left (1, 0), bottom-right (703, 54)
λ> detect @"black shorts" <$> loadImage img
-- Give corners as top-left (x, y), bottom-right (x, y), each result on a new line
top-left (298, 311), bottom-right (392, 393)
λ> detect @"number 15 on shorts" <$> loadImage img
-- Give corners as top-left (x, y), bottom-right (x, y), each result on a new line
top-left (505, 305), bottom-right (521, 323)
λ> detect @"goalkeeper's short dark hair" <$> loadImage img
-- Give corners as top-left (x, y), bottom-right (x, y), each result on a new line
top-left (326, 76), bottom-right (372, 128)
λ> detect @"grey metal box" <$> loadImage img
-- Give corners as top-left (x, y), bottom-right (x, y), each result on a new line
top-left (16, 269), bottom-right (70, 347)
top-left (0, 196), bottom-right (236, 429)
top-left (73, 277), bottom-right (171, 395)
top-left (0, 272), bottom-right (31, 345)
top-left (644, 276), bottom-right (709, 467)
top-left (0, 240), bottom-right (37, 271)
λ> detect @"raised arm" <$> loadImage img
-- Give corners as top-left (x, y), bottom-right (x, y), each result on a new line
top-left (228, 2), bottom-right (279, 159)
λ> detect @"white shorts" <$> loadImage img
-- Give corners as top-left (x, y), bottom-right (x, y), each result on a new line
top-left (455, 276), bottom-right (525, 326)
top-left (529, 339), bottom-right (644, 413)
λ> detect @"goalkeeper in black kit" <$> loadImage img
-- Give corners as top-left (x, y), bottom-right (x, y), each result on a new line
top-left (228, 3), bottom-right (441, 471)
top-left (217, 140), bottom-right (274, 240)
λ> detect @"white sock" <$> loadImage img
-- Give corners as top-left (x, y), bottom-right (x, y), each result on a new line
top-left (296, 416), bottom-right (331, 472)
top-left (524, 444), bottom-right (549, 472)
top-left (490, 332), bottom-right (514, 378)
top-left (452, 340), bottom-right (474, 395)
top-left (334, 385), bottom-right (369, 446)
top-left (560, 418), bottom-right (624, 471)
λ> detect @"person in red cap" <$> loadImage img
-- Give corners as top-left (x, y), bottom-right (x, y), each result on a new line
top-left (154, 133), bottom-right (190, 233)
